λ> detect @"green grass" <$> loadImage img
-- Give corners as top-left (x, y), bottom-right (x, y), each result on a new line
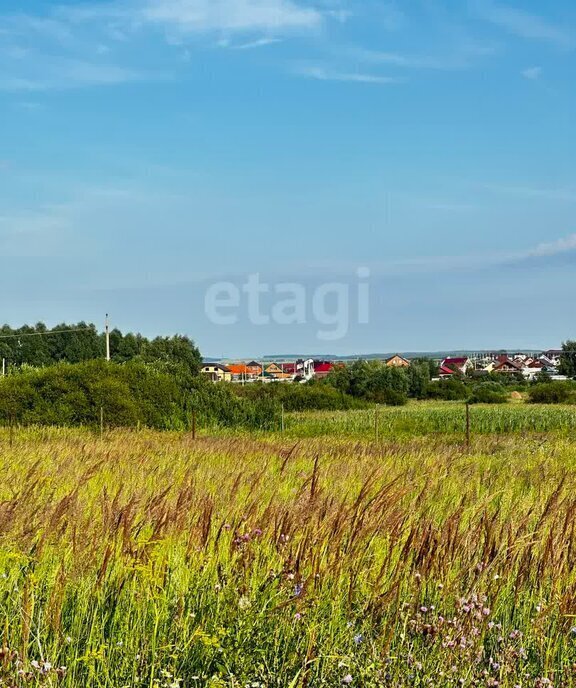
top-left (0, 412), bottom-right (576, 686)
top-left (284, 401), bottom-right (576, 439)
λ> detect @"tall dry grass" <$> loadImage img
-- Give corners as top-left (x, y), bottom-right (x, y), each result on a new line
top-left (0, 426), bottom-right (575, 686)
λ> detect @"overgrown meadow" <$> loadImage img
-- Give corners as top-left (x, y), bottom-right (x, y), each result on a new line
top-left (2, 406), bottom-right (576, 686)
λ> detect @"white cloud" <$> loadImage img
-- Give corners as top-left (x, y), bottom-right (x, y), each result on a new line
top-left (522, 66), bottom-right (542, 80)
top-left (362, 233), bottom-right (576, 275)
top-left (474, 0), bottom-right (574, 48)
top-left (481, 183), bottom-right (576, 202)
top-left (524, 234), bottom-right (576, 259)
top-left (0, 209), bottom-right (72, 257)
top-left (297, 65), bottom-right (402, 84)
top-left (227, 36), bottom-right (283, 49)
top-left (0, 0), bottom-right (324, 93)
top-left (0, 57), bottom-right (152, 91)
top-left (139, 0), bottom-right (322, 34)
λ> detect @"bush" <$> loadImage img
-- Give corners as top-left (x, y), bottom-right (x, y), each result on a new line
top-left (468, 383), bottom-right (508, 405)
top-left (233, 381), bottom-right (368, 412)
top-left (0, 361), bottom-right (286, 431)
top-left (426, 378), bottom-right (469, 401)
top-left (378, 388), bottom-right (408, 406)
top-left (187, 378), bottom-right (281, 430)
top-left (528, 381), bottom-right (576, 405)
top-left (0, 360), bottom-right (187, 429)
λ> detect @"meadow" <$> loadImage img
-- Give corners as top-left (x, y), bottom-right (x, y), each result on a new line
top-left (1, 404), bottom-right (576, 686)
top-left (284, 402), bottom-right (576, 439)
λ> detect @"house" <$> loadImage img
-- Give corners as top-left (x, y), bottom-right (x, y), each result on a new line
top-left (386, 354), bottom-right (410, 368)
top-left (441, 357), bottom-right (471, 374)
top-left (264, 363), bottom-right (284, 377)
top-left (263, 363), bottom-right (293, 381)
top-left (276, 360), bottom-right (314, 380)
top-left (296, 359), bottom-right (315, 381)
top-left (201, 363), bottom-right (232, 383)
top-left (227, 363), bottom-right (261, 381)
top-left (522, 359), bottom-right (545, 381)
top-left (543, 350), bottom-right (562, 367)
top-left (539, 355), bottom-right (559, 372)
top-left (247, 361), bottom-right (263, 373)
top-left (314, 362), bottom-right (334, 379)
top-left (493, 358), bottom-right (523, 374)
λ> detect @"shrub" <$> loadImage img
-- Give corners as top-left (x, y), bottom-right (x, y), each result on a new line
top-left (0, 360), bottom-right (187, 429)
top-left (468, 383), bottom-right (508, 405)
top-left (378, 388), bottom-right (408, 406)
top-left (528, 381), bottom-right (576, 405)
top-left (187, 377), bottom-right (281, 430)
top-left (426, 378), bottom-right (469, 401)
top-left (233, 381), bottom-right (368, 412)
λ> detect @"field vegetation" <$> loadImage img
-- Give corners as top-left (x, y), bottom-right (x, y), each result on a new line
top-left (0, 410), bottom-right (576, 686)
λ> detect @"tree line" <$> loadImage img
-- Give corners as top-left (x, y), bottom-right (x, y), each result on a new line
top-left (0, 322), bottom-right (202, 376)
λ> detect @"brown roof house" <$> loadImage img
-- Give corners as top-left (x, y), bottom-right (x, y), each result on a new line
top-left (386, 355), bottom-right (411, 368)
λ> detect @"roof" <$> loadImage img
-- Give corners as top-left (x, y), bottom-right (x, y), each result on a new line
top-left (439, 365), bottom-right (456, 375)
top-left (443, 357), bottom-right (468, 365)
top-left (493, 358), bottom-right (523, 371)
top-left (265, 363), bottom-right (283, 372)
top-left (202, 363), bottom-right (231, 372)
top-left (314, 363), bottom-right (334, 373)
top-left (227, 364), bottom-right (258, 375)
top-left (386, 354), bottom-right (410, 364)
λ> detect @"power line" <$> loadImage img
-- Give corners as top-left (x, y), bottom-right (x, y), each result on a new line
top-left (0, 327), bottom-right (95, 341)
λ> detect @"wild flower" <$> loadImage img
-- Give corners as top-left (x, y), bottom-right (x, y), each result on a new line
top-left (238, 596), bottom-right (251, 610)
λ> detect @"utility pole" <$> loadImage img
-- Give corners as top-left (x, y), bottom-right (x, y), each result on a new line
top-left (1, 358), bottom-right (5, 377)
top-left (105, 314), bottom-right (111, 362)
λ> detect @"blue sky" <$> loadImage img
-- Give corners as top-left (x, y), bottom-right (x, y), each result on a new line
top-left (1, 0), bottom-right (575, 357)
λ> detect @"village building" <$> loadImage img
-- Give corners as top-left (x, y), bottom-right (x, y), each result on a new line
top-left (386, 354), bottom-right (411, 368)
top-left (201, 363), bottom-right (232, 383)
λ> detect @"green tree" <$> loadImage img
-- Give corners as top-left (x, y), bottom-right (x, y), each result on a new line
top-left (407, 362), bottom-right (431, 399)
top-left (141, 335), bottom-right (202, 376)
top-left (559, 341), bottom-right (576, 378)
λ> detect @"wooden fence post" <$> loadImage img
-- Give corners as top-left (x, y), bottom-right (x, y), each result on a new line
top-left (466, 402), bottom-right (471, 450)
top-left (375, 405), bottom-right (379, 443)
top-left (192, 410), bottom-right (197, 440)
top-left (100, 406), bottom-right (104, 440)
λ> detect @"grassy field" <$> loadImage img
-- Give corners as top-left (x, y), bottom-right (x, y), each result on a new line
top-left (284, 402), bottom-right (576, 439)
top-left (1, 408), bottom-right (576, 686)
